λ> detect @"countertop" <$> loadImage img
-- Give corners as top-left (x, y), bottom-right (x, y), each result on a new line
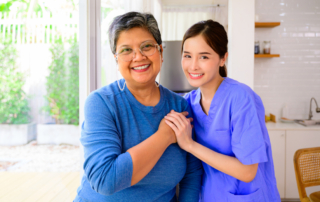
top-left (266, 122), bottom-right (320, 131)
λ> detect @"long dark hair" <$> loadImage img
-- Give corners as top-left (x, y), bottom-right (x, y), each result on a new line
top-left (182, 20), bottom-right (228, 77)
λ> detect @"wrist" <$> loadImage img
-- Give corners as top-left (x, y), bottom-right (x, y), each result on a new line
top-left (156, 130), bottom-right (175, 146)
top-left (185, 140), bottom-right (196, 153)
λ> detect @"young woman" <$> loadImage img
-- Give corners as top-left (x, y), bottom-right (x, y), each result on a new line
top-left (164, 20), bottom-right (280, 202)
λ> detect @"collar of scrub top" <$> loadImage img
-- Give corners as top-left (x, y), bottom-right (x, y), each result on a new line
top-left (195, 77), bottom-right (229, 120)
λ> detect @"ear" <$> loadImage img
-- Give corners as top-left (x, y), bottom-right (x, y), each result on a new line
top-left (220, 52), bottom-right (228, 66)
top-left (159, 44), bottom-right (164, 59)
top-left (114, 54), bottom-right (118, 63)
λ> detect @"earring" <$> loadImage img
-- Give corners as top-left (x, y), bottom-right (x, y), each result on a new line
top-left (155, 72), bottom-right (161, 87)
top-left (155, 54), bottom-right (162, 87)
top-left (116, 64), bottom-right (126, 91)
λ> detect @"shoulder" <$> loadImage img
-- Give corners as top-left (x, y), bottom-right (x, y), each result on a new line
top-left (223, 78), bottom-right (264, 111)
top-left (85, 80), bottom-right (123, 108)
top-left (224, 77), bottom-right (260, 101)
top-left (184, 89), bottom-right (199, 104)
top-left (96, 79), bottom-right (124, 97)
top-left (184, 89), bottom-right (198, 102)
top-left (160, 85), bottom-right (187, 104)
top-left (160, 85), bottom-right (189, 109)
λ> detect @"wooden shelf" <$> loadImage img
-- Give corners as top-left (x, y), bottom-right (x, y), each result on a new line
top-left (255, 22), bottom-right (281, 28)
top-left (255, 54), bottom-right (280, 58)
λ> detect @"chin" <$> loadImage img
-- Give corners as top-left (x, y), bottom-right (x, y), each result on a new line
top-left (187, 79), bottom-right (204, 88)
top-left (134, 77), bottom-right (156, 85)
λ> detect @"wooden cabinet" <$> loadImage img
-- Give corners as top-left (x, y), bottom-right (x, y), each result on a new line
top-left (269, 130), bottom-right (286, 198)
top-left (268, 128), bottom-right (320, 199)
top-left (285, 130), bottom-right (320, 198)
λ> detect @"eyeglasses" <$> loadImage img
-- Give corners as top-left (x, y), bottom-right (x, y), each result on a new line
top-left (115, 41), bottom-right (160, 62)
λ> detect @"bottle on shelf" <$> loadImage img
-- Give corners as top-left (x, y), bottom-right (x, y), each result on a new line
top-left (263, 41), bottom-right (271, 54)
top-left (255, 41), bottom-right (260, 54)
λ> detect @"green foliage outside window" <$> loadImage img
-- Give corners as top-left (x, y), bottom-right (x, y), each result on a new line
top-left (0, 38), bottom-right (30, 124)
top-left (43, 38), bottom-right (79, 125)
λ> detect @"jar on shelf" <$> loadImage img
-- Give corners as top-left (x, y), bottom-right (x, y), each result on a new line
top-left (254, 41), bottom-right (260, 54)
top-left (263, 41), bottom-right (271, 54)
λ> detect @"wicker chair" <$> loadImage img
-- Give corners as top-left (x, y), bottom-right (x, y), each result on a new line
top-left (294, 147), bottom-right (320, 202)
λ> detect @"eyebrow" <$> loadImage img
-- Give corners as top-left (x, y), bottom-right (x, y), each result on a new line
top-left (183, 51), bottom-right (211, 55)
top-left (118, 40), bottom-right (155, 48)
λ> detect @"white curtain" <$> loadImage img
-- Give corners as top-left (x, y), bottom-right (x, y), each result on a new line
top-left (123, 0), bottom-right (162, 31)
top-left (162, 6), bottom-right (228, 41)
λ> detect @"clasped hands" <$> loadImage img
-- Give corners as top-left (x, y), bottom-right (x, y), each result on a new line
top-left (164, 110), bottom-right (194, 152)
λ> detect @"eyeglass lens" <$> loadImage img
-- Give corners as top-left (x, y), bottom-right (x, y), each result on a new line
top-left (117, 41), bottom-right (158, 62)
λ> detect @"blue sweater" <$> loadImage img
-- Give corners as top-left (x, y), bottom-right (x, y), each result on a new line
top-left (74, 79), bottom-right (203, 202)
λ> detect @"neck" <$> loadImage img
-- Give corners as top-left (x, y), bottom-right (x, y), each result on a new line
top-left (199, 75), bottom-right (224, 102)
top-left (126, 80), bottom-right (160, 106)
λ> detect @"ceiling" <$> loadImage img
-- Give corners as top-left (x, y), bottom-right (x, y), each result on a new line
top-left (161, 0), bottom-right (228, 6)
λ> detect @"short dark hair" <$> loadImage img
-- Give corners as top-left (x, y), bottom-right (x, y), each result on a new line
top-left (108, 12), bottom-right (162, 54)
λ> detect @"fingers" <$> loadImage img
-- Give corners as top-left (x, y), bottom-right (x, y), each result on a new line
top-left (165, 120), bottom-right (178, 134)
top-left (171, 110), bottom-right (189, 117)
top-left (165, 114), bottom-right (192, 131)
top-left (180, 111), bottom-right (189, 117)
top-left (165, 114), bottom-right (183, 129)
top-left (167, 110), bottom-right (194, 129)
top-left (187, 117), bottom-right (193, 122)
top-left (170, 111), bottom-right (191, 126)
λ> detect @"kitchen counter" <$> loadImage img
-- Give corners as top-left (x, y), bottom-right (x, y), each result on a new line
top-left (266, 122), bottom-right (320, 131)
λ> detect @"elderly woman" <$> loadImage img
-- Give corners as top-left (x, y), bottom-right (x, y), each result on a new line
top-left (74, 12), bottom-right (202, 202)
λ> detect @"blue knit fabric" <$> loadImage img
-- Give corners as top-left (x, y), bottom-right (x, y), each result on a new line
top-left (74, 79), bottom-right (203, 202)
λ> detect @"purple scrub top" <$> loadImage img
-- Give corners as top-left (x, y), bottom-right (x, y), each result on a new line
top-left (185, 77), bottom-right (280, 202)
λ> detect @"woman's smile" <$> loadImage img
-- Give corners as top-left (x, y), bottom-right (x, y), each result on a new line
top-left (189, 72), bottom-right (204, 79)
top-left (131, 64), bottom-right (151, 72)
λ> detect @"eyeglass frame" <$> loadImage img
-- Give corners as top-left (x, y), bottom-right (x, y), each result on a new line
top-left (115, 41), bottom-right (161, 62)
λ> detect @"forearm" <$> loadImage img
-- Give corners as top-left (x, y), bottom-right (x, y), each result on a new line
top-left (188, 142), bottom-right (258, 183)
top-left (127, 131), bottom-right (174, 185)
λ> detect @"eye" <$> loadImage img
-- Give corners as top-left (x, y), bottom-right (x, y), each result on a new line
top-left (141, 43), bottom-right (154, 50)
top-left (120, 48), bottom-right (132, 54)
top-left (183, 54), bottom-right (191, 58)
top-left (200, 56), bottom-right (209, 59)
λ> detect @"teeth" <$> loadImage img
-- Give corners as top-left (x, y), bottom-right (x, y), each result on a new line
top-left (133, 64), bottom-right (149, 70)
top-left (190, 73), bottom-right (204, 77)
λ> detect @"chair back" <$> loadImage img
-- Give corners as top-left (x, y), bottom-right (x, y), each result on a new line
top-left (294, 147), bottom-right (320, 201)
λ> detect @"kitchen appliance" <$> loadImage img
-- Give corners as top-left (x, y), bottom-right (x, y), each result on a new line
top-left (160, 41), bottom-right (197, 93)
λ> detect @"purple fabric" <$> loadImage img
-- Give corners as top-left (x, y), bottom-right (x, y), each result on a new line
top-left (185, 77), bottom-right (280, 202)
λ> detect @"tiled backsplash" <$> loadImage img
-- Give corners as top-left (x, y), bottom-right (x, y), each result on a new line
top-left (254, 0), bottom-right (320, 120)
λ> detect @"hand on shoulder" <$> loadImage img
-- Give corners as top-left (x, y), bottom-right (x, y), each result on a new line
top-left (164, 110), bottom-right (194, 152)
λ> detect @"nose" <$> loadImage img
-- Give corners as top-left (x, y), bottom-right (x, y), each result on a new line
top-left (190, 58), bottom-right (199, 71)
top-left (132, 49), bottom-right (146, 61)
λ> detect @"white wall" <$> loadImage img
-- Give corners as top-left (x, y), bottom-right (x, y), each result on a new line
top-left (228, 0), bottom-right (255, 88)
top-left (254, 0), bottom-right (320, 120)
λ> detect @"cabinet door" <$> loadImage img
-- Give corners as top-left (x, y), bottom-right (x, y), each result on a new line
top-left (286, 130), bottom-right (320, 199)
top-left (268, 130), bottom-right (286, 198)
